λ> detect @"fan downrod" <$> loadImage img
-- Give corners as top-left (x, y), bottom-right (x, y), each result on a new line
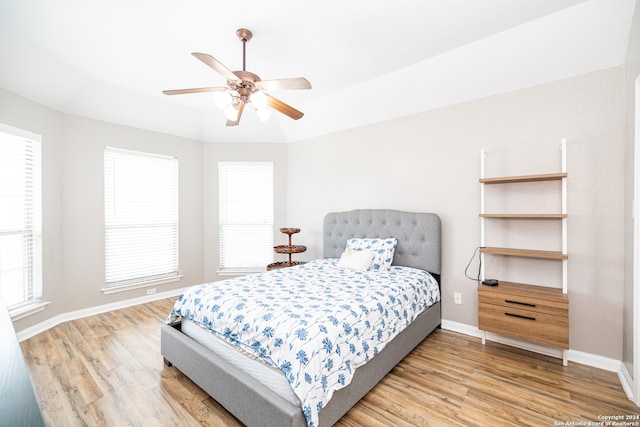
top-left (236, 28), bottom-right (253, 72)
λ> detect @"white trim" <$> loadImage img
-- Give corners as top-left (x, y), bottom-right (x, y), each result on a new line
top-left (217, 268), bottom-right (265, 276)
top-left (441, 319), bottom-right (480, 338)
top-left (16, 286), bottom-right (189, 342)
top-left (441, 320), bottom-right (622, 373)
top-left (104, 146), bottom-right (177, 161)
top-left (0, 122), bottom-right (41, 142)
top-left (567, 348), bottom-right (622, 373)
top-left (632, 75), bottom-right (640, 406)
top-left (9, 301), bottom-right (50, 321)
top-left (101, 274), bottom-right (182, 294)
top-left (619, 362), bottom-right (636, 403)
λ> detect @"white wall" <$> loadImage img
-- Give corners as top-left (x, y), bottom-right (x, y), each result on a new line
top-left (287, 67), bottom-right (625, 359)
top-left (0, 104), bottom-right (207, 332)
top-left (0, 88), bottom-right (64, 332)
top-left (58, 115), bottom-right (205, 313)
top-left (0, 86), bottom-right (289, 334)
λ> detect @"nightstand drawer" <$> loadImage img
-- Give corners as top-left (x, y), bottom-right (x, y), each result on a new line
top-left (478, 290), bottom-right (568, 317)
top-left (478, 303), bottom-right (569, 349)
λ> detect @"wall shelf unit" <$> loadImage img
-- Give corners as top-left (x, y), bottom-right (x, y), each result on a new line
top-left (478, 139), bottom-right (569, 365)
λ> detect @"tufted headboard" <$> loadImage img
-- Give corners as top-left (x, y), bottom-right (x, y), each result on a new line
top-left (323, 209), bottom-right (441, 277)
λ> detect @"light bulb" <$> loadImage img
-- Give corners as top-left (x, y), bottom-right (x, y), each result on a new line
top-left (224, 105), bottom-right (239, 121)
top-left (251, 91), bottom-right (268, 110)
top-left (255, 108), bottom-right (272, 122)
top-left (213, 91), bottom-right (232, 109)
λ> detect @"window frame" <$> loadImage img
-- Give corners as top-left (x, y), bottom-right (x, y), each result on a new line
top-left (103, 147), bottom-right (181, 294)
top-left (218, 161), bottom-right (274, 275)
top-left (0, 123), bottom-right (46, 320)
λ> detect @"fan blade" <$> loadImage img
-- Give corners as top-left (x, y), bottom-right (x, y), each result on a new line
top-left (226, 102), bottom-right (246, 126)
top-left (192, 52), bottom-right (240, 83)
top-left (255, 77), bottom-right (311, 91)
top-left (266, 94), bottom-right (304, 120)
top-left (162, 87), bottom-right (227, 95)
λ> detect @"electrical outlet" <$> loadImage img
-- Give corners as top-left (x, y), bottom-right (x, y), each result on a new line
top-left (454, 292), bottom-right (462, 305)
top-left (146, 288), bottom-right (157, 295)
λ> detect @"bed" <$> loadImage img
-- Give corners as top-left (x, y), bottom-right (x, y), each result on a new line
top-left (161, 209), bottom-right (441, 427)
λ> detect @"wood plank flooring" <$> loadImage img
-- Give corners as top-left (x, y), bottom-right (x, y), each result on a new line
top-left (20, 298), bottom-right (639, 426)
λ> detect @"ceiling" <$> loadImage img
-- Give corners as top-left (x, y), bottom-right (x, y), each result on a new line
top-left (0, 0), bottom-right (635, 143)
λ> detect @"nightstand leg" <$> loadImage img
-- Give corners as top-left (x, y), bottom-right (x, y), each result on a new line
top-left (562, 350), bottom-right (568, 366)
top-left (481, 331), bottom-right (486, 345)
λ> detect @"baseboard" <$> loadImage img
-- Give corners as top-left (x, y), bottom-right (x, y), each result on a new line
top-left (618, 362), bottom-right (636, 403)
top-left (441, 319), bottom-right (482, 339)
top-left (441, 319), bottom-right (622, 373)
top-left (16, 286), bottom-right (189, 342)
top-left (567, 348), bottom-right (622, 373)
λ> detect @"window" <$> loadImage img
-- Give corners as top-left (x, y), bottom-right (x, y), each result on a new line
top-left (0, 124), bottom-right (43, 316)
top-left (104, 148), bottom-right (179, 292)
top-left (219, 162), bottom-right (274, 273)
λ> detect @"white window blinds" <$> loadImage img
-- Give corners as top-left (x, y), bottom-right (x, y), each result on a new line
top-left (0, 125), bottom-right (42, 310)
top-left (104, 148), bottom-right (179, 288)
top-left (219, 162), bottom-right (274, 272)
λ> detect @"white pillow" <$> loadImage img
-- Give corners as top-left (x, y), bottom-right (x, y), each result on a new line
top-left (345, 238), bottom-right (398, 271)
top-left (338, 248), bottom-right (375, 271)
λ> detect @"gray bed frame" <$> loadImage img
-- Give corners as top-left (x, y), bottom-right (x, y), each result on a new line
top-left (161, 209), bottom-right (441, 427)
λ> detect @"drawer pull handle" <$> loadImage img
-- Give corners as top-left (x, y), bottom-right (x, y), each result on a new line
top-left (505, 312), bottom-right (536, 321)
top-left (505, 299), bottom-right (536, 308)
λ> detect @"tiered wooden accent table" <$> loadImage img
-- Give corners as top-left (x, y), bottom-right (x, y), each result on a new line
top-left (267, 228), bottom-right (306, 271)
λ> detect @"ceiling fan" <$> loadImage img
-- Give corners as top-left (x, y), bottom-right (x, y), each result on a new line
top-left (163, 28), bottom-right (311, 126)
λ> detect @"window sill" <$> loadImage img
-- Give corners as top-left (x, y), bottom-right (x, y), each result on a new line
top-left (217, 268), bottom-right (266, 277)
top-left (9, 301), bottom-right (51, 321)
top-left (102, 274), bottom-right (183, 295)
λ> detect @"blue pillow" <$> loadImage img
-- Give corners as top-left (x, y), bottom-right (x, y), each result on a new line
top-left (345, 238), bottom-right (398, 271)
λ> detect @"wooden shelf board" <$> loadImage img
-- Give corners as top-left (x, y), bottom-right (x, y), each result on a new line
top-left (479, 281), bottom-right (568, 300)
top-left (273, 245), bottom-right (307, 254)
top-left (480, 213), bottom-right (567, 219)
top-left (479, 173), bottom-right (567, 184)
top-left (481, 247), bottom-right (568, 260)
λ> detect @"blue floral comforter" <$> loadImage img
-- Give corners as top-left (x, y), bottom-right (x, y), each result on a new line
top-left (166, 258), bottom-right (440, 427)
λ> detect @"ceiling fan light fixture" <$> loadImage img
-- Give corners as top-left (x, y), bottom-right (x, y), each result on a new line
top-left (224, 104), bottom-right (239, 121)
top-left (213, 91), bottom-right (232, 109)
top-left (251, 90), bottom-right (268, 110)
top-left (255, 107), bottom-right (272, 122)
top-left (163, 28), bottom-right (311, 126)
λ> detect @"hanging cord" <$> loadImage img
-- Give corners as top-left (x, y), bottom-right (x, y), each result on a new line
top-left (464, 246), bottom-right (484, 282)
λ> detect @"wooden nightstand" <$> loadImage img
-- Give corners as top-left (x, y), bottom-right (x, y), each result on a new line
top-left (478, 281), bottom-right (569, 365)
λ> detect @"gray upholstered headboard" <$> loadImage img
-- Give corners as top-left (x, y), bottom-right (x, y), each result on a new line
top-left (323, 209), bottom-right (441, 276)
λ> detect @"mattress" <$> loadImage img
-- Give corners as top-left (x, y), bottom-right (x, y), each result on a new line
top-left (167, 258), bottom-right (440, 426)
top-left (162, 209), bottom-right (443, 427)
top-left (181, 317), bottom-right (300, 405)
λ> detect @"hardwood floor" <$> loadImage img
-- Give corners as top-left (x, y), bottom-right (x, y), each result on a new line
top-left (21, 298), bottom-right (639, 426)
